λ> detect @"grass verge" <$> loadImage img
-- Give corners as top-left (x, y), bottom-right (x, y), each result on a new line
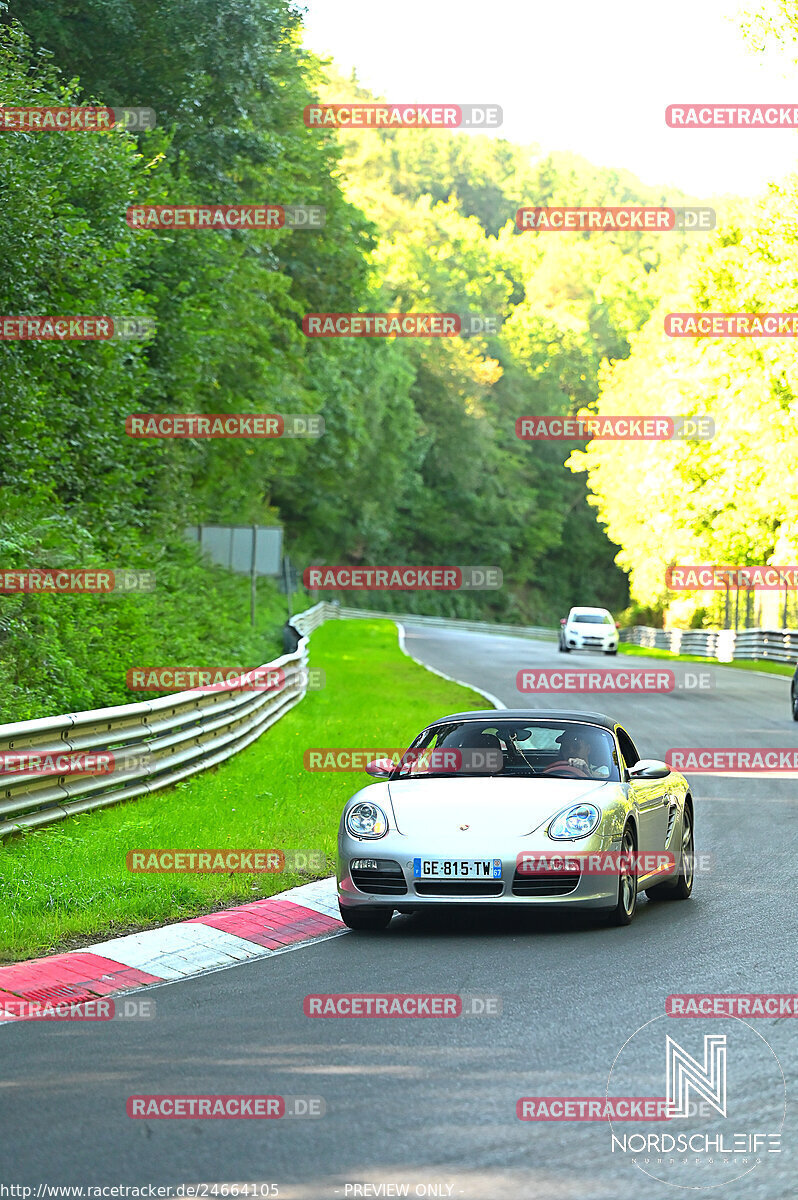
top-left (0, 619), bottom-right (489, 963)
top-left (617, 641), bottom-right (795, 677)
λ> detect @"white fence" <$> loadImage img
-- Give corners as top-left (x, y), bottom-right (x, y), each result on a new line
top-left (0, 603), bottom-right (331, 839)
top-left (620, 625), bottom-right (798, 665)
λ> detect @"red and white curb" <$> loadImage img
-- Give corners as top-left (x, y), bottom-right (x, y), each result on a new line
top-left (0, 877), bottom-right (343, 1023)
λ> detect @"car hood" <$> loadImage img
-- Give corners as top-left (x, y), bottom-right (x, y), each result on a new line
top-left (385, 775), bottom-right (615, 838)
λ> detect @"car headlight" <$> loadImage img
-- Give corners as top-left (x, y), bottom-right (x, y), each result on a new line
top-left (346, 801), bottom-right (388, 839)
top-left (548, 803), bottom-right (601, 840)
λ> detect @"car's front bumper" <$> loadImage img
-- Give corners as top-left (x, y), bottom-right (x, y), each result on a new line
top-left (565, 632), bottom-right (617, 651)
top-left (338, 830), bottom-right (623, 911)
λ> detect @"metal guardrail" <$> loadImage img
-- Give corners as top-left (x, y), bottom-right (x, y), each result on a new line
top-left (620, 625), bottom-right (798, 666)
top-left (331, 606), bottom-right (557, 642)
top-left (0, 599), bottom-right (556, 839)
top-left (290, 602), bottom-right (331, 639)
top-left (0, 602), bottom-right (329, 839)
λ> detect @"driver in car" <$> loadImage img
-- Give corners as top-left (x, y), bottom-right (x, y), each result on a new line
top-left (546, 728), bottom-right (611, 778)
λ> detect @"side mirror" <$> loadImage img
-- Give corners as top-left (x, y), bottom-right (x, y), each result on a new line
top-left (560, 617), bottom-right (567, 626)
top-left (628, 759), bottom-right (670, 780)
top-left (365, 758), bottom-right (394, 779)
top-left (615, 621), bottom-right (621, 629)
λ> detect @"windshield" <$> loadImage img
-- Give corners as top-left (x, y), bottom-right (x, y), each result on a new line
top-left (391, 719), bottom-right (621, 782)
top-left (571, 611), bottom-right (613, 624)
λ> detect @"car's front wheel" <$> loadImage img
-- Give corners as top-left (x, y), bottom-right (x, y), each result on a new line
top-left (605, 648), bottom-right (618, 656)
top-left (792, 683), bottom-right (798, 721)
top-left (338, 902), bottom-right (393, 931)
top-left (607, 825), bottom-right (637, 926)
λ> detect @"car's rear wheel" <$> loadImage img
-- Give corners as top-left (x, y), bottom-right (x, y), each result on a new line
top-left (607, 824), bottom-right (637, 926)
top-left (646, 805), bottom-right (694, 901)
top-left (338, 903), bottom-right (393, 930)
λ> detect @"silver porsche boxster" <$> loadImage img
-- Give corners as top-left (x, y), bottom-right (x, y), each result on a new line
top-left (337, 709), bottom-right (694, 930)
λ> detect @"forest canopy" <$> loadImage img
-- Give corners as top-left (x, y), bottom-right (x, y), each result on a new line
top-left (1, 0), bottom-right (792, 714)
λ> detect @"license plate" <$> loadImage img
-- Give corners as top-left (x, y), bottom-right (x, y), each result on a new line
top-left (413, 858), bottom-right (502, 879)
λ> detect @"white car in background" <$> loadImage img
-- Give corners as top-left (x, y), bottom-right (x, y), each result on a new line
top-left (559, 606), bottom-right (619, 655)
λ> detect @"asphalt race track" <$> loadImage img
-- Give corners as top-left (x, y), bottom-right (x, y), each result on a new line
top-left (2, 626), bottom-right (796, 1199)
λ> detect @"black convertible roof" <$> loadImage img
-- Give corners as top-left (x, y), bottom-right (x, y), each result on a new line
top-left (431, 709), bottom-right (618, 731)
